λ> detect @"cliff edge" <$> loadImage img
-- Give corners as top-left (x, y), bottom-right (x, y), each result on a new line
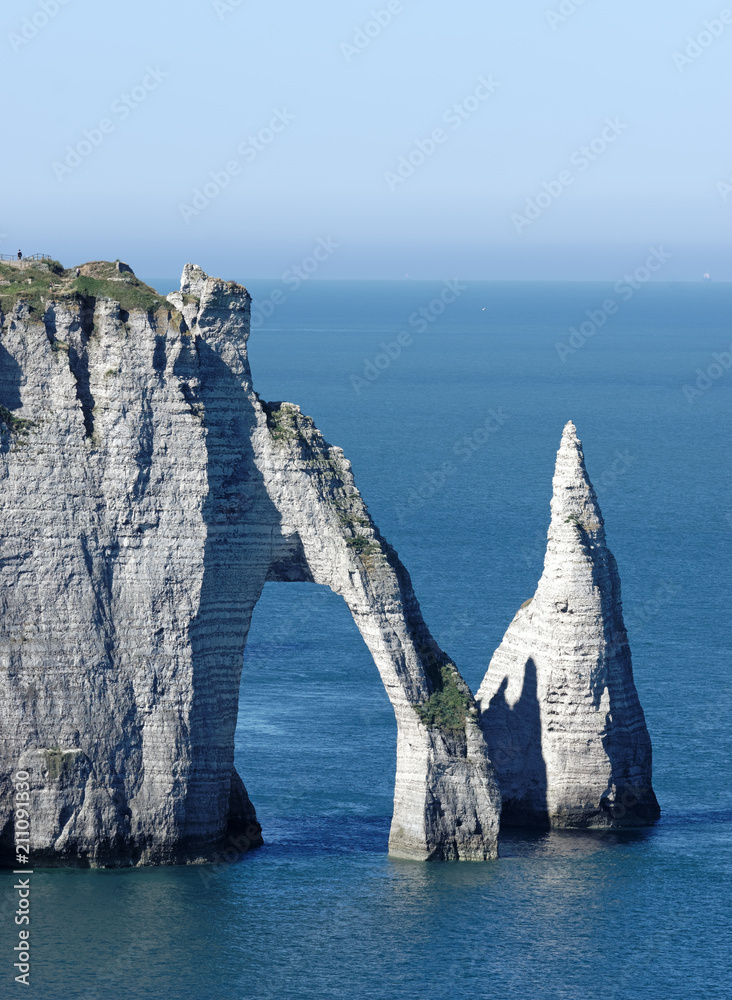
top-left (0, 261), bottom-right (500, 866)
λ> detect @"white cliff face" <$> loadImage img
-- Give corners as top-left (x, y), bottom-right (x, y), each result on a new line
top-left (0, 262), bottom-right (500, 866)
top-left (476, 422), bottom-right (659, 829)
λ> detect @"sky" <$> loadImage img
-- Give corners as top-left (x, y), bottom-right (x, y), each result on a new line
top-left (1, 0), bottom-right (729, 280)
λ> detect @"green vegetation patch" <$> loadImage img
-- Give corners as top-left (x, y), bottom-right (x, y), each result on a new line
top-left (414, 664), bottom-right (472, 734)
top-left (71, 275), bottom-right (168, 315)
top-left (43, 748), bottom-right (76, 782)
top-left (0, 259), bottom-right (169, 318)
top-left (263, 402), bottom-right (302, 443)
top-left (0, 404), bottom-right (34, 437)
top-left (345, 535), bottom-right (380, 556)
top-left (0, 259), bottom-right (64, 278)
top-left (0, 262), bottom-right (63, 315)
top-left (339, 511), bottom-right (371, 530)
top-left (334, 497), bottom-right (370, 532)
top-left (168, 308), bottom-right (187, 333)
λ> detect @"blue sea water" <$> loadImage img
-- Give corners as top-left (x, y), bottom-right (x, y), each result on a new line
top-left (27, 281), bottom-right (732, 999)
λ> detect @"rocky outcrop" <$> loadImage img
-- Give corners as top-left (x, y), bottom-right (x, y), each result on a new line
top-left (0, 261), bottom-right (500, 866)
top-left (476, 422), bottom-right (659, 829)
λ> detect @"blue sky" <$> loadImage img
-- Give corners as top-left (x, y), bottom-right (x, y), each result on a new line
top-left (1, 0), bottom-right (729, 279)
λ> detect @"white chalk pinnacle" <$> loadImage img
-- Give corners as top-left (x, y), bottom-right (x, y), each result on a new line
top-left (477, 422), bottom-right (659, 828)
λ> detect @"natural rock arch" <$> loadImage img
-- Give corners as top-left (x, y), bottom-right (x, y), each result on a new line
top-left (0, 263), bottom-right (500, 867)
top-left (170, 265), bottom-right (501, 862)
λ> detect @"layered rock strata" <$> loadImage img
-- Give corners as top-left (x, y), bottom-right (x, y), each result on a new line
top-left (0, 261), bottom-right (500, 866)
top-left (476, 422), bottom-right (659, 828)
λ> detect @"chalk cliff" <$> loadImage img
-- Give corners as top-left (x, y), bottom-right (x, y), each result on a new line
top-left (476, 422), bottom-right (659, 828)
top-left (0, 260), bottom-right (500, 866)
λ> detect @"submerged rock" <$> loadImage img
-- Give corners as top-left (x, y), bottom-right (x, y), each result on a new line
top-left (477, 421), bottom-right (660, 828)
top-left (0, 263), bottom-right (500, 866)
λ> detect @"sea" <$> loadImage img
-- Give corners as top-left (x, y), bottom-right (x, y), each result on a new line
top-left (27, 280), bottom-right (732, 999)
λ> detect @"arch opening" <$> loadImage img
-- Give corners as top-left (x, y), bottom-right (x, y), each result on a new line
top-left (235, 581), bottom-right (396, 852)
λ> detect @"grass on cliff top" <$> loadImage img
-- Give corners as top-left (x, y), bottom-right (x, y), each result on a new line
top-left (414, 664), bottom-right (472, 734)
top-left (0, 261), bottom-right (63, 315)
top-left (0, 260), bottom-right (169, 317)
top-left (72, 275), bottom-right (167, 315)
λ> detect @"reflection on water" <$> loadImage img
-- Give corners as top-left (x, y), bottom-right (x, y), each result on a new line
top-left (499, 825), bottom-right (659, 859)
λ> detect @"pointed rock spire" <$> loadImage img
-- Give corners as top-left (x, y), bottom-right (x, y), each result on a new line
top-left (551, 420), bottom-right (603, 525)
top-left (477, 422), bottom-right (660, 828)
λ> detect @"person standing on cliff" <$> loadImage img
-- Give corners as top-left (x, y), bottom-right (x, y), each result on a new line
top-left (17, 250), bottom-right (21, 261)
